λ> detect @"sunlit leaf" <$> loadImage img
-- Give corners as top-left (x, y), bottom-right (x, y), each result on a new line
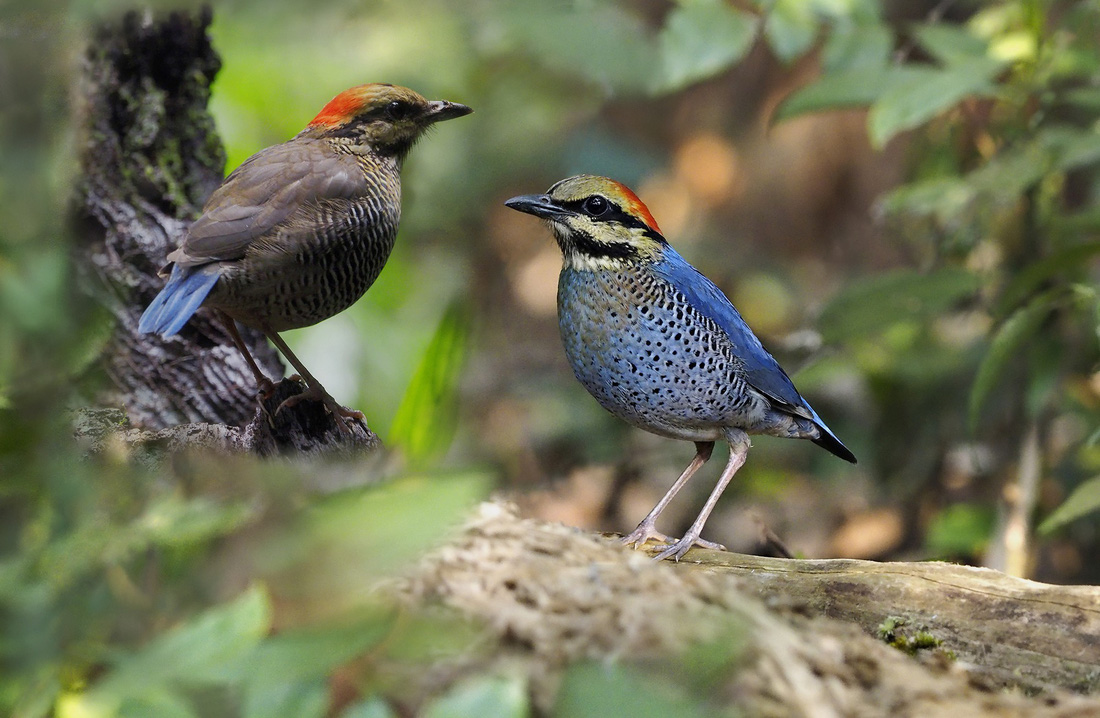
top-left (868, 58), bottom-right (1004, 147)
top-left (818, 268), bottom-right (982, 342)
top-left (388, 301), bottom-right (470, 466)
top-left (656, 0), bottom-right (757, 92)
top-left (422, 675), bottom-right (529, 718)
top-left (117, 690), bottom-right (198, 718)
top-left (1039, 476), bottom-right (1100, 534)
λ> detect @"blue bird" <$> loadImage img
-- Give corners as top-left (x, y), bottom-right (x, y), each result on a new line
top-left (505, 175), bottom-right (855, 560)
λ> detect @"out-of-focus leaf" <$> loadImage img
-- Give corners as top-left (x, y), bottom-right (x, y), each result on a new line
top-left (555, 662), bottom-right (707, 718)
top-left (822, 22), bottom-right (892, 72)
top-left (1039, 476), bottom-right (1100, 534)
top-left (341, 698), bottom-right (399, 718)
top-left (117, 690), bottom-right (198, 718)
top-left (422, 675), bottom-right (529, 718)
top-left (96, 585), bottom-right (271, 694)
top-left (968, 292), bottom-right (1061, 431)
top-left (913, 23), bottom-right (990, 65)
top-left (868, 58), bottom-right (1004, 147)
top-left (925, 503), bottom-right (995, 557)
top-left (876, 177), bottom-right (976, 224)
top-left (268, 472), bottom-right (491, 589)
top-left (242, 679), bottom-right (327, 718)
top-left (997, 241), bottom-right (1100, 314)
top-left (236, 612), bottom-right (395, 688)
top-left (1064, 87), bottom-right (1100, 112)
top-left (656, 0), bottom-right (757, 92)
top-left (500, 3), bottom-right (657, 92)
top-left (775, 66), bottom-right (923, 122)
top-left (1042, 126), bottom-right (1100, 172)
top-left (764, 0), bottom-right (819, 63)
top-left (389, 301), bottom-right (470, 466)
top-left (818, 268), bottom-right (982, 342)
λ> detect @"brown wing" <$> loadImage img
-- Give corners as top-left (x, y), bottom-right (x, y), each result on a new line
top-left (167, 138), bottom-right (367, 267)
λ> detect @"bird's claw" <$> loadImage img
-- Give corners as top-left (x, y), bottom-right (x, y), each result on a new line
top-left (651, 535), bottom-right (726, 562)
top-left (255, 376), bottom-right (278, 401)
top-left (275, 386), bottom-right (365, 435)
top-left (621, 522), bottom-right (675, 549)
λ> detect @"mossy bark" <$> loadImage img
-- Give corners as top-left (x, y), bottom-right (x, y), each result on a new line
top-left (74, 9), bottom-right (378, 454)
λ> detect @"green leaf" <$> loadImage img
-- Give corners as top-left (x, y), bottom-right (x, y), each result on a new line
top-left (1039, 476), bottom-right (1100, 534)
top-left (243, 680), bottom-right (327, 718)
top-left (775, 66), bottom-right (923, 122)
top-left (389, 301), bottom-right (470, 466)
top-left (555, 662), bottom-right (708, 718)
top-left (500, 3), bottom-right (657, 92)
top-left (913, 23), bottom-right (990, 65)
top-left (868, 58), bottom-right (1004, 147)
top-left (341, 698), bottom-right (399, 718)
top-left (924, 503), bottom-right (995, 558)
top-left (240, 615), bottom-right (394, 688)
top-left (97, 586), bottom-right (271, 694)
top-left (765, 0), bottom-right (819, 62)
top-left (877, 176), bottom-right (976, 224)
top-left (656, 0), bottom-right (757, 92)
top-left (118, 690), bottom-right (199, 718)
top-left (968, 292), bottom-right (1061, 431)
top-left (997, 241), bottom-right (1100, 314)
top-left (822, 22), bottom-right (892, 72)
top-left (817, 268), bottom-right (981, 342)
top-left (422, 675), bottom-right (529, 718)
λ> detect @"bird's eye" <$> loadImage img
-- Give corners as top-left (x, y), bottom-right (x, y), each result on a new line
top-left (583, 196), bottom-right (609, 217)
top-left (385, 101), bottom-right (414, 120)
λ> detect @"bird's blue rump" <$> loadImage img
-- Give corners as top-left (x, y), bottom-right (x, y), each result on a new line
top-left (137, 264), bottom-right (220, 337)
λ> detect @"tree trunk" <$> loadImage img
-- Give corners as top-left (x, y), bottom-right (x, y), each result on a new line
top-left (74, 9), bottom-right (378, 454)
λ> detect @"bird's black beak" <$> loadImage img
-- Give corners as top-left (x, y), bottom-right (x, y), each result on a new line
top-left (504, 194), bottom-right (574, 221)
top-left (426, 100), bottom-right (473, 123)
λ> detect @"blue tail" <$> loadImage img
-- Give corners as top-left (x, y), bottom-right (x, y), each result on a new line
top-left (138, 264), bottom-right (221, 337)
top-left (805, 402), bottom-right (856, 464)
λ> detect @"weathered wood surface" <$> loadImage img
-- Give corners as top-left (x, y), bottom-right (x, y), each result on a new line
top-left (401, 504), bottom-right (1100, 717)
top-left (73, 10), bottom-right (378, 454)
top-left (675, 546), bottom-right (1100, 695)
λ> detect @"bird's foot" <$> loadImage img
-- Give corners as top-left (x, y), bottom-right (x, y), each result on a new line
top-left (276, 385), bottom-right (365, 434)
top-left (255, 376), bottom-right (278, 400)
top-left (651, 534), bottom-right (726, 562)
top-left (621, 521), bottom-right (675, 550)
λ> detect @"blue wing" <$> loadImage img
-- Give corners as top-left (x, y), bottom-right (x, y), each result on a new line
top-left (651, 247), bottom-right (855, 462)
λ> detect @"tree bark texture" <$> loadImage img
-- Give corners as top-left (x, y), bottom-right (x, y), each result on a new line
top-left (74, 10), bottom-right (378, 454)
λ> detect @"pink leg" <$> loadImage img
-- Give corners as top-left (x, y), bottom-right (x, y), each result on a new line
top-left (653, 429), bottom-right (750, 562)
top-left (622, 441), bottom-right (714, 549)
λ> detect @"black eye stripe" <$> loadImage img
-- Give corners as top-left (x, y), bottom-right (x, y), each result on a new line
top-left (560, 198), bottom-right (650, 232)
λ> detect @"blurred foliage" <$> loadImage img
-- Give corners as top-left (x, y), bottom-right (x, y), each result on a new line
top-left (3, 0), bottom-right (1100, 715)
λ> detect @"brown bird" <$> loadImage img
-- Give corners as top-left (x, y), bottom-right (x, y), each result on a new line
top-left (139, 83), bottom-right (472, 431)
